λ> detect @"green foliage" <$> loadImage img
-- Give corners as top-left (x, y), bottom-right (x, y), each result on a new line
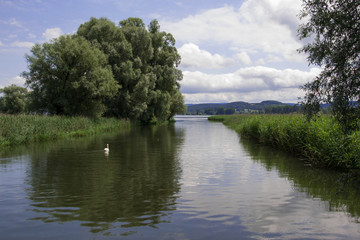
top-left (19, 17), bottom-right (184, 122)
top-left (22, 35), bottom-right (119, 117)
top-left (224, 108), bottom-right (235, 115)
top-left (0, 84), bottom-right (29, 114)
top-left (0, 114), bottom-right (129, 147)
top-left (216, 107), bottom-right (225, 115)
top-left (77, 17), bottom-right (133, 119)
top-left (204, 108), bottom-right (215, 115)
top-left (264, 105), bottom-right (301, 114)
top-left (209, 114), bottom-right (360, 170)
top-left (187, 101), bottom-right (297, 115)
top-left (77, 17), bottom-right (184, 123)
top-left (298, 0), bottom-right (360, 132)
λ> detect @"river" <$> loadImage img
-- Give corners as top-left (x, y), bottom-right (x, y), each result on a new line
top-left (0, 116), bottom-right (359, 239)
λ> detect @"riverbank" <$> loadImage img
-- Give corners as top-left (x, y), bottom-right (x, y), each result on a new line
top-left (0, 114), bottom-right (130, 148)
top-left (209, 114), bottom-right (360, 170)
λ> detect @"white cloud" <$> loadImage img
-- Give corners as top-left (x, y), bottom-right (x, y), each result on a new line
top-left (179, 43), bottom-right (234, 69)
top-left (0, 76), bottom-right (26, 89)
top-left (160, 0), bottom-right (315, 103)
top-left (42, 27), bottom-right (63, 41)
top-left (236, 52), bottom-right (252, 65)
top-left (257, 54), bottom-right (283, 65)
top-left (9, 76), bottom-right (26, 86)
top-left (257, 59), bottom-right (266, 65)
top-left (181, 67), bottom-right (320, 93)
top-left (162, 0), bottom-right (304, 63)
top-left (180, 67), bottom-right (321, 103)
top-left (183, 88), bottom-right (306, 104)
top-left (0, 41), bottom-right (3, 47)
top-left (11, 41), bottom-right (34, 48)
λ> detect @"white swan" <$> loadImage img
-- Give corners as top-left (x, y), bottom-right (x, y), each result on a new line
top-left (104, 144), bottom-right (109, 152)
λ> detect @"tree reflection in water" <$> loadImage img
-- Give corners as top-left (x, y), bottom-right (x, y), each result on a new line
top-left (240, 137), bottom-right (360, 222)
top-left (25, 124), bottom-right (184, 234)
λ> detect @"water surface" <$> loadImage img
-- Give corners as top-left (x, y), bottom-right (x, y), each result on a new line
top-left (0, 116), bottom-right (359, 239)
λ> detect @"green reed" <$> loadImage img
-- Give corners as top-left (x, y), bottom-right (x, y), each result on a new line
top-left (209, 114), bottom-right (360, 170)
top-left (0, 114), bottom-right (130, 147)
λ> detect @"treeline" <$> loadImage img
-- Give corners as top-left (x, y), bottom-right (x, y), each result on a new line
top-left (0, 17), bottom-right (184, 124)
top-left (186, 101), bottom-right (302, 115)
top-left (264, 105), bottom-right (301, 114)
top-left (201, 107), bottom-right (235, 115)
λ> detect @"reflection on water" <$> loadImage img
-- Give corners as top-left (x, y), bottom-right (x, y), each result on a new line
top-left (0, 116), bottom-right (359, 239)
top-left (26, 124), bottom-right (183, 234)
top-left (241, 138), bottom-right (360, 220)
top-left (174, 118), bottom-right (360, 239)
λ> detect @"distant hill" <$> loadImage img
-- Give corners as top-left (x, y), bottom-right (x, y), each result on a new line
top-left (186, 100), bottom-right (293, 114)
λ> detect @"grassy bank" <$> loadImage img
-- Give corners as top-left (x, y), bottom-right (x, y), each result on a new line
top-left (209, 114), bottom-right (360, 170)
top-left (0, 114), bottom-right (130, 147)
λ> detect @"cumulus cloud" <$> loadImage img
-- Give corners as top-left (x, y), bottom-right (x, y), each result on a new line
top-left (181, 67), bottom-right (320, 93)
top-left (9, 76), bottom-right (26, 86)
top-left (236, 52), bottom-right (252, 65)
top-left (42, 27), bottom-right (63, 41)
top-left (179, 43), bottom-right (234, 69)
top-left (160, 0), bottom-right (316, 103)
top-left (162, 0), bottom-right (304, 63)
top-left (0, 76), bottom-right (26, 89)
top-left (257, 54), bottom-right (283, 65)
top-left (183, 88), bottom-right (306, 104)
top-left (180, 67), bottom-right (321, 103)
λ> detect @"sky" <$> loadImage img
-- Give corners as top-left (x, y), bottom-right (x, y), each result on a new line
top-left (0, 0), bottom-right (320, 104)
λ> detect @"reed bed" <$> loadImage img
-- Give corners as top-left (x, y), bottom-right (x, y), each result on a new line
top-left (0, 114), bottom-right (130, 147)
top-left (209, 114), bottom-right (360, 170)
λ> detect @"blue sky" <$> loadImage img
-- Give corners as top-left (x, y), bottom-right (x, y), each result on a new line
top-left (0, 0), bottom-right (320, 103)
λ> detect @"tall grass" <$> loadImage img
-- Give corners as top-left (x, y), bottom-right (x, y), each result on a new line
top-left (209, 114), bottom-right (360, 170)
top-left (0, 114), bottom-right (130, 147)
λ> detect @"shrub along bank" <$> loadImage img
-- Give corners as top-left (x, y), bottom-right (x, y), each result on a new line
top-left (209, 115), bottom-right (360, 170)
top-left (0, 114), bottom-right (130, 147)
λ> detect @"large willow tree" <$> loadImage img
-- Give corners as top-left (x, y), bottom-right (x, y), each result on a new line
top-left (22, 35), bottom-right (118, 117)
top-left (77, 17), bottom-right (185, 123)
top-left (298, 0), bottom-right (360, 132)
top-left (22, 17), bottom-right (184, 122)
